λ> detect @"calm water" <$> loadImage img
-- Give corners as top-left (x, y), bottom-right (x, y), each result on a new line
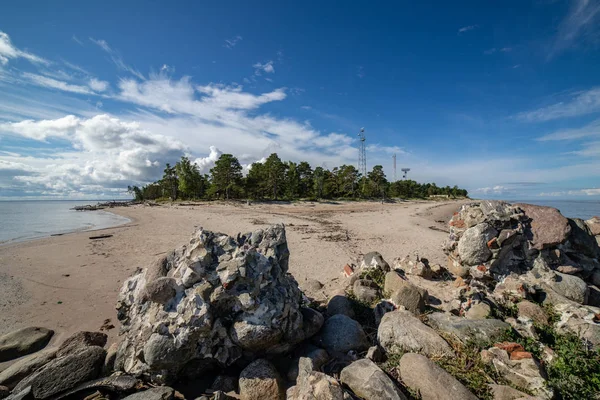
top-left (511, 200), bottom-right (600, 220)
top-left (0, 201), bottom-right (130, 245)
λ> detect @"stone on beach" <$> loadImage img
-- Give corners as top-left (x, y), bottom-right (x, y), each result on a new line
top-left (514, 203), bottom-right (571, 250)
top-left (0, 327), bottom-right (54, 363)
top-left (56, 331), bottom-right (107, 358)
top-left (0, 348), bottom-right (57, 390)
top-left (239, 359), bottom-right (284, 400)
top-left (427, 312), bottom-right (510, 344)
top-left (316, 314), bottom-right (369, 354)
top-left (340, 358), bottom-right (406, 400)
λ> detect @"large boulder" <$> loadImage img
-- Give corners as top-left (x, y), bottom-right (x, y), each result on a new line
top-left (0, 327), bottom-right (54, 362)
top-left (457, 223), bottom-right (497, 265)
top-left (340, 359), bottom-right (406, 400)
top-left (586, 216), bottom-right (600, 236)
top-left (398, 353), bottom-right (478, 400)
top-left (12, 346), bottom-right (106, 399)
top-left (315, 314), bottom-right (369, 354)
top-left (115, 225), bottom-right (319, 383)
top-left (514, 204), bottom-right (571, 250)
top-left (56, 331), bottom-right (107, 358)
top-left (239, 359), bottom-right (284, 400)
top-left (427, 312), bottom-right (510, 344)
top-left (567, 218), bottom-right (600, 258)
top-left (389, 283), bottom-right (426, 315)
top-left (546, 272), bottom-right (589, 304)
top-left (326, 291), bottom-right (355, 319)
top-left (377, 310), bottom-right (452, 357)
top-left (0, 348), bottom-right (57, 389)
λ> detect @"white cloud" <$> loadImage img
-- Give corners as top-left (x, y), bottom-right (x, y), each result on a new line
top-left (253, 61), bottom-right (275, 74)
top-left (89, 37), bottom-right (145, 80)
top-left (193, 146), bottom-right (222, 173)
top-left (89, 78), bottom-right (109, 92)
top-left (458, 25), bottom-right (478, 33)
top-left (224, 35), bottom-right (243, 49)
top-left (539, 188), bottom-right (600, 197)
top-left (474, 185), bottom-right (510, 195)
top-left (549, 0), bottom-right (600, 58)
top-left (0, 31), bottom-right (49, 66)
top-left (21, 72), bottom-right (94, 95)
top-left (537, 118), bottom-right (600, 141)
top-left (516, 87), bottom-right (600, 122)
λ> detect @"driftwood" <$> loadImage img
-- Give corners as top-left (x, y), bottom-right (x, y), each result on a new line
top-left (89, 234), bottom-right (113, 240)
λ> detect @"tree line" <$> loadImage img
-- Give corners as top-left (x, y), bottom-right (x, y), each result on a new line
top-left (127, 153), bottom-right (468, 201)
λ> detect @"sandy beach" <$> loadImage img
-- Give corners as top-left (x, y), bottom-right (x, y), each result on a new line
top-left (0, 200), bottom-right (465, 349)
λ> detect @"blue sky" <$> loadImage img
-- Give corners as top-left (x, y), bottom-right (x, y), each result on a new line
top-left (0, 0), bottom-right (599, 199)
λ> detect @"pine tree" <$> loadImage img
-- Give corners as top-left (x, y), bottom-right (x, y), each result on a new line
top-left (210, 154), bottom-right (243, 199)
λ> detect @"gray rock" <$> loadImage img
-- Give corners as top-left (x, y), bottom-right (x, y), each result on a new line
top-left (427, 312), bottom-right (510, 344)
top-left (56, 331), bottom-right (107, 358)
top-left (488, 384), bottom-right (539, 400)
top-left (399, 353), bottom-right (478, 400)
top-left (0, 348), bottom-right (56, 389)
top-left (327, 292), bottom-right (355, 319)
top-left (143, 277), bottom-right (178, 304)
top-left (239, 359), bottom-right (284, 400)
top-left (287, 357), bottom-right (344, 400)
top-left (360, 251), bottom-right (390, 272)
top-left (352, 279), bottom-right (380, 303)
top-left (514, 203), bottom-right (571, 250)
top-left (122, 386), bottom-right (174, 400)
top-left (115, 225), bottom-right (315, 383)
top-left (389, 283), bottom-right (426, 315)
top-left (457, 223), bottom-right (497, 265)
top-left (13, 346), bottom-right (106, 399)
top-left (586, 216), bottom-right (600, 235)
top-left (374, 300), bottom-right (396, 326)
top-left (286, 345), bottom-right (329, 382)
top-left (377, 310), bottom-right (453, 357)
top-left (548, 272), bottom-right (588, 304)
top-left (316, 314), bottom-right (369, 354)
top-left (211, 375), bottom-right (237, 393)
top-left (340, 359), bottom-right (406, 400)
top-left (0, 385), bottom-right (8, 400)
top-left (568, 218), bottom-right (600, 258)
top-left (465, 302), bottom-right (491, 320)
top-left (588, 285), bottom-right (600, 307)
top-left (103, 343), bottom-right (118, 375)
top-left (366, 345), bottom-right (385, 363)
top-left (517, 301), bottom-right (548, 326)
top-left (0, 327), bottom-right (54, 362)
top-left (300, 307), bottom-right (324, 340)
top-left (384, 271), bottom-right (408, 294)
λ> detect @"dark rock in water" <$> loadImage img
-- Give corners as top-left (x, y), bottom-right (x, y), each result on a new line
top-left (340, 359), bottom-right (406, 400)
top-left (377, 310), bottom-right (452, 357)
top-left (359, 251), bottom-right (390, 272)
top-left (239, 359), bottom-right (284, 400)
top-left (122, 386), bottom-right (174, 400)
top-left (427, 312), bottom-right (510, 344)
top-left (399, 353), bottom-right (478, 400)
top-left (115, 225), bottom-right (318, 384)
top-left (13, 346), bottom-right (106, 399)
top-left (56, 331), bottom-right (107, 358)
top-left (0, 348), bottom-right (57, 389)
top-left (514, 203), bottom-right (571, 250)
top-left (315, 314), bottom-right (369, 354)
top-left (568, 218), bottom-right (600, 258)
top-left (0, 327), bottom-right (54, 362)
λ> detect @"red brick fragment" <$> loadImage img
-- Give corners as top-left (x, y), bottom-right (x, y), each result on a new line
top-left (343, 264), bottom-right (354, 277)
top-left (510, 351), bottom-right (533, 360)
top-left (494, 342), bottom-right (524, 354)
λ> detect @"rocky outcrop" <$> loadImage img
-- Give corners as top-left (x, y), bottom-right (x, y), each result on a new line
top-left (0, 328), bottom-right (54, 362)
top-left (115, 225), bottom-right (322, 383)
top-left (340, 359), bottom-right (406, 400)
top-left (398, 353), bottom-right (478, 400)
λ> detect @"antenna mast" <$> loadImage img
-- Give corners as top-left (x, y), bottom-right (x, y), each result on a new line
top-left (392, 153), bottom-right (397, 182)
top-left (358, 128), bottom-right (367, 177)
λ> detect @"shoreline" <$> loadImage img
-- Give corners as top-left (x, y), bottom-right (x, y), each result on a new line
top-left (0, 199), bottom-right (466, 355)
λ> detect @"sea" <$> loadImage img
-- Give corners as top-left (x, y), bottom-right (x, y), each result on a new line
top-left (0, 200), bottom-right (131, 245)
top-left (0, 199), bottom-right (598, 245)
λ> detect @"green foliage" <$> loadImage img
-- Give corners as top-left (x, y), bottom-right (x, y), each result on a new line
top-left (210, 154), bottom-right (243, 199)
top-left (126, 152), bottom-right (468, 201)
top-left (359, 268), bottom-right (386, 290)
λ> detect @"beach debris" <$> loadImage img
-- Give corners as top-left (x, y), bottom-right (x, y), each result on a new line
top-left (99, 319), bottom-right (115, 331)
top-left (89, 234), bottom-right (113, 240)
top-left (114, 224), bottom-right (323, 384)
top-left (342, 263), bottom-right (354, 277)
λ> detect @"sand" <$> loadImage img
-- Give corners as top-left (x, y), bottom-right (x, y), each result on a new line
top-left (0, 200), bottom-right (466, 349)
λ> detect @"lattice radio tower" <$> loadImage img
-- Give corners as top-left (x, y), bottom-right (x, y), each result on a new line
top-left (358, 128), bottom-right (367, 177)
top-left (392, 153), bottom-right (397, 182)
